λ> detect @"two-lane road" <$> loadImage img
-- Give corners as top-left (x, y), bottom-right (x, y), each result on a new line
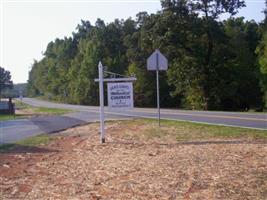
top-left (22, 98), bottom-right (267, 130)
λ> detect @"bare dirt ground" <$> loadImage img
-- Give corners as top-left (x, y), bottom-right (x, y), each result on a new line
top-left (0, 120), bottom-right (267, 200)
top-left (15, 108), bottom-right (41, 118)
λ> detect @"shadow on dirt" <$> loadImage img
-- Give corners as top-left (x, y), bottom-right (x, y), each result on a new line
top-left (30, 115), bottom-right (85, 134)
top-left (176, 140), bottom-right (267, 145)
top-left (107, 140), bottom-right (267, 147)
top-left (0, 144), bottom-right (59, 154)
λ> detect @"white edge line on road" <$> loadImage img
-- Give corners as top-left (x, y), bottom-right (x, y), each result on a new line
top-left (67, 109), bottom-right (267, 131)
top-left (103, 111), bottom-right (267, 131)
top-left (75, 108), bottom-right (267, 122)
top-left (20, 99), bottom-right (267, 131)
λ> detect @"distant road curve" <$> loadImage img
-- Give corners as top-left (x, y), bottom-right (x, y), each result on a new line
top-left (21, 98), bottom-right (267, 130)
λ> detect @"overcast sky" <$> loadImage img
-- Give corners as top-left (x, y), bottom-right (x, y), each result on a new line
top-left (1, 0), bottom-right (266, 84)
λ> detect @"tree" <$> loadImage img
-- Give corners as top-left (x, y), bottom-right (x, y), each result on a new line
top-left (264, 0), bottom-right (267, 25)
top-left (2, 83), bottom-right (27, 98)
top-left (161, 0), bottom-right (245, 109)
top-left (195, 0), bottom-right (245, 109)
top-left (256, 1), bottom-right (267, 109)
top-left (0, 67), bottom-right (13, 97)
top-left (256, 37), bottom-right (267, 109)
top-left (27, 1), bottom-right (264, 111)
top-left (193, 0), bottom-right (245, 18)
top-left (223, 18), bottom-right (262, 110)
top-left (73, 20), bottom-right (92, 42)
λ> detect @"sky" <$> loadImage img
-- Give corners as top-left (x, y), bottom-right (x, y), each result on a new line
top-left (0, 0), bottom-right (266, 84)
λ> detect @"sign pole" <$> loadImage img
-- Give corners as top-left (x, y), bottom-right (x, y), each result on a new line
top-left (147, 49), bottom-right (168, 127)
top-left (156, 52), bottom-right (160, 126)
top-left (95, 62), bottom-right (136, 144)
top-left (98, 62), bottom-right (105, 143)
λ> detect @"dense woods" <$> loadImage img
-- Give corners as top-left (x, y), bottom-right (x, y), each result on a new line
top-left (27, 0), bottom-right (267, 111)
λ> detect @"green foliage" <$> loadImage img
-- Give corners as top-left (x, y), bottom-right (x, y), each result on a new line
top-left (124, 119), bottom-right (267, 141)
top-left (2, 83), bottom-right (27, 98)
top-left (256, 33), bottom-right (267, 109)
top-left (34, 107), bottom-right (71, 115)
top-left (0, 134), bottom-right (53, 153)
top-left (0, 114), bottom-right (15, 121)
top-left (256, 1), bottom-right (267, 109)
top-left (0, 67), bottom-right (13, 97)
top-left (27, 0), bottom-right (266, 111)
top-left (16, 134), bottom-right (53, 146)
top-left (222, 18), bottom-right (262, 110)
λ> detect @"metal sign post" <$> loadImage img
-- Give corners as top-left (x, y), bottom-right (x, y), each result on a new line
top-left (147, 49), bottom-right (168, 126)
top-left (156, 68), bottom-right (160, 126)
top-left (155, 52), bottom-right (160, 126)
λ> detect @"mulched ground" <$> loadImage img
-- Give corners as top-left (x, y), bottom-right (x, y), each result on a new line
top-left (0, 121), bottom-right (266, 200)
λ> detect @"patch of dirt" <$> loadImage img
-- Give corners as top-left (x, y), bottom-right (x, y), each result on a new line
top-left (15, 108), bottom-right (42, 118)
top-left (0, 121), bottom-right (266, 200)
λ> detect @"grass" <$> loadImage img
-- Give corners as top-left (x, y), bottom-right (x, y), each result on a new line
top-left (1, 118), bottom-right (266, 153)
top-left (34, 107), bottom-right (71, 115)
top-left (0, 134), bottom-right (53, 153)
top-left (122, 118), bottom-right (267, 141)
top-left (0, 143), bottom-right (16, 152)
top-left (15, 100), bottom-right (71, 114)
top-left (14, 100), bottom-right (32, 109)
top-left (0, 114), bottom-right (15, 121)
top-left (16, 134), bottom-right (53, 146)
top-left (0, 100), bottom-right (73, 121)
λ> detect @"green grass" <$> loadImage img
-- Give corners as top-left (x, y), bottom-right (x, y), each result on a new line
top-left (124, 118), bottom-right (267, 141)
top-left (0, 101), bottom-right (72, 121)
top-left (0, 134), bottom-right (53, 153)
top-left (12, 100), bottom-right (72, 119)
top-left (15, 100), bottom-right (71, 115)
top-left (0, 114), bottom-right (15, 121)
top-left (14, 100), bottom-right (32, 109)
top-left (34, 107), bottom-right (71, 115)
top-left (0, 143), bottom-right (16, 152)
top-left (16, 134), bottom-right (53, 146)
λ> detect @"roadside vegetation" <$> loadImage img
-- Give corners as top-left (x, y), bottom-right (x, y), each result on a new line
top-left (2, 118), bottom-right (265, 153)
top-left (118, 119), bottom-right (267, 142)
top-left (0, 114), bottom-right (15, 121)
top-left (1, 119), bottom-right (266, 199)
top-left (0, 134), bottom-right (53, 153)
top-left (0, 100), bottom-right (72, 121)
top-left (15, 100), bottom-right (72, 116)
top-left (27, 0), bottom-right (267, 112)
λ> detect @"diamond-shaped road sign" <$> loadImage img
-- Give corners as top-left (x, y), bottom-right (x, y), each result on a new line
top-left (147, 49), bottom-right (168, 71)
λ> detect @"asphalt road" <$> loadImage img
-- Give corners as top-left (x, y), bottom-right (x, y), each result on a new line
top-left (1, 98), bottom-right (266, 144)
top-left (0, 112), bottom-right (132, 144)
top-left (0, 119), bottom-right (43, 144)
top-left (22, 98), bottom-right (266, 130)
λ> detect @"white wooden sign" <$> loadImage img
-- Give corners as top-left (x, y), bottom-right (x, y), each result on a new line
top-left (147, 49), bottom-right (168, 71)
top-left (107, 82), bottom-right (133, 109)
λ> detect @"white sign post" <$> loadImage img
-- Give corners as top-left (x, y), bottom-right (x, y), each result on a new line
top-left (98, 62), bottom-right (105, 143)
top-left (147, 49), bottom-right (168, 126)
top-left (95, 62), bottom-right (136, 143)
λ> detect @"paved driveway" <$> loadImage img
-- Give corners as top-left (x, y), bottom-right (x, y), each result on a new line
top-left (0, 111), bottom-right (132, 144)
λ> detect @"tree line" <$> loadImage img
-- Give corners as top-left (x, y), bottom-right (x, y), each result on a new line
top-left (2, 83), bottom-right (27, 98)
top-left (0, 67), bottom-right (13, 98)
top-left (27, 0), bottom-right (267, 111)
